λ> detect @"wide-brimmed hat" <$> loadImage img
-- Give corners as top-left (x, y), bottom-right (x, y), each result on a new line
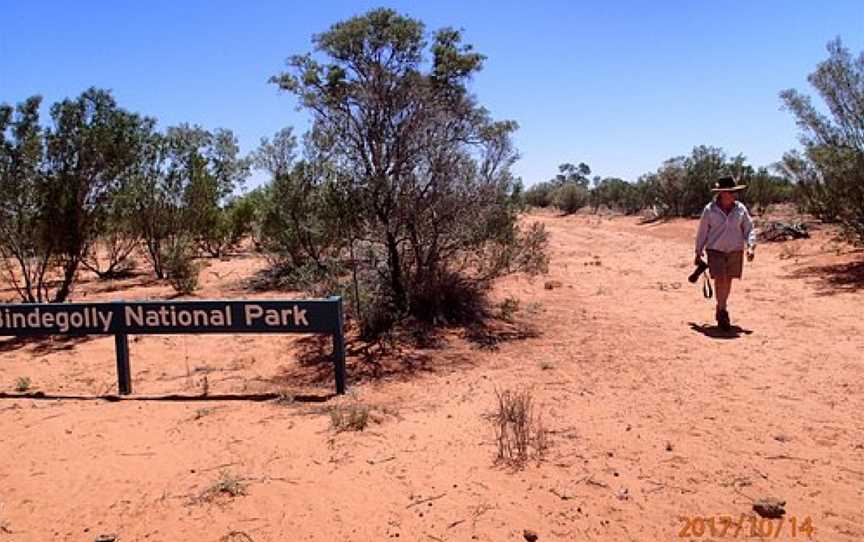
top-left (711, 176), bottom-right (746, 192)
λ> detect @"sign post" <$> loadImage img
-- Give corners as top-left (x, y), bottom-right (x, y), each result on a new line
top-left (0, 297), bottom-right (347, 395)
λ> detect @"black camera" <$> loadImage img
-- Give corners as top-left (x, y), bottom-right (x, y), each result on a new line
top-left (688, 258), bottom-right (709, 283)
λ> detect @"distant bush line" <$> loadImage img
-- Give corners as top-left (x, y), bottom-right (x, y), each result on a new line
top-left (522, 37), bottom-right (864, 244)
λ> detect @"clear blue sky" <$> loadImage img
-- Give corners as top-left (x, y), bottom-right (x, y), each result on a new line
top-left (1, 1), bottom-right (862, 187)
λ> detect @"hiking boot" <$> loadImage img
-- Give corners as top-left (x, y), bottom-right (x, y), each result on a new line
top-left (716, 309), bottom-right (731, 331)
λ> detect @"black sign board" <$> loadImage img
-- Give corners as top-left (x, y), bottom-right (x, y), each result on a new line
top-left (0, 297), bottom-right (347, 395)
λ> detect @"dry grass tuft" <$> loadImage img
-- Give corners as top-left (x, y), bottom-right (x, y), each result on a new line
top-left (199, 471), bottom-right (248, 501)
top-left (491, 388), bottom-right (549, 466)
top-left (14, 376), bottom-right (31, 392)
top-left (330, 403), bottom-right (371, 432)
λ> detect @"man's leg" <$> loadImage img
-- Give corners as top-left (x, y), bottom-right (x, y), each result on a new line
top-left (716, 277), bottom-right (732, 311)
top-left (714, 277), bottom-right (733, 329)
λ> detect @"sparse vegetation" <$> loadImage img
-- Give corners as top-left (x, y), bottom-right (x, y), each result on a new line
top-left (780, 38), bottom-right (864, 244)
top-left (779, 243), bottom-right (802, 260)
top-left (162, 236), bottom-right (202, 295)
top-left (497, 297), bottom-right (520, 322)
top-left (491, 388), bottom-right (549, 465)
top-left (14, 376), bottom-right (31, 392)
top-left (200, 471), bottom-right (247, 501)
top-left (329, 403), bottom-right (371, 433)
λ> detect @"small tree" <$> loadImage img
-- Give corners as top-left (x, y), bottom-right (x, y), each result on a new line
top-left (554, 182), bottom-right (589, 214)
top-left (747, 167), bottom-right (793, 215)
top-left (132, 125), bottom-right (250, 276)
top-left (0, 89), bottom-right (151, 302)
top-left (162, 235), bottom-right (201, 295)
top-left (524, 181), bottom-right (555, 208)
top-left (82, 179), bottom-right (141, 278)
top-left (639, 146), bottom-right (750, 218)
top-left (0, 96), bottom-right (50, 302)
top-left (270, 9), bottom-right (548, 330)
top-left (780, 38), bottom-right (864, 242)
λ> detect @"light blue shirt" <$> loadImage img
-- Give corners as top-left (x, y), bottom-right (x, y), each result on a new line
top-left (695, 200), bottom-right (756, 254)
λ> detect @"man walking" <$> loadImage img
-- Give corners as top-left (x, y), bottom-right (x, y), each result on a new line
top-left (694, 176), bottom-right (756, 330)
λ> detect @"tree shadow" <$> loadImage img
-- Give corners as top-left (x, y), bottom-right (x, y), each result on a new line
top-left (274, 332), bottom-right (475, 387)
top-left (86, 275), bottom-right (160, 295)
top-left (271, 316), bottom-right (535, 388)
top-left (688, 322), bottom-right (753, 340)
top-left (638, 215), bottom-right (671, 225)
top-left (784, 258), bottom-right (864, 296)
top-left (0, 334), bottom-right (100, 354)
top-left (461, 321), bottom-right (540, 351)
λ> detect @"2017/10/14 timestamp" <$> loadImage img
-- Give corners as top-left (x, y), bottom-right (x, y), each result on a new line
top-left (678, 515), bottom-right (814, 538)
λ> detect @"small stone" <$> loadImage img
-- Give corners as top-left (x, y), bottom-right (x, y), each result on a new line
top-left (523, 529), bottom-right (539, 542)
top-left (544, 280), bottom-right (562, 290)
top-left (753, 498), bottom-right (786, 518)
top-left (665, 442), bottom-right (674, 452)
top-left (94, 535), bottom-right (118, 542)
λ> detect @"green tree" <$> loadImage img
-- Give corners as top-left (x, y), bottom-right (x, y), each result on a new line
top-left (270, 8), bottom-right (548, 329)
top-left (552, 162), bottom-right (591, 188)
top-left (0, 89), bottom-right (151, 302)
top-left (639, 146), bottom-right (749, 217)
top-left (780, 38), bottom-right (864, 242)
top-left (0, 96), bottom-right (51, 302)
top-left (524, 181), bottom-right (555, 208)
top-left (747, 167), bottom-right (793, 215)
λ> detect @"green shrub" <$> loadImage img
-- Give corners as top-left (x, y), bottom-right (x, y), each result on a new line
top-left (524, 182), bottom-right (555, 208)
top-left (554, 183), bottom-right (589, 214)
top-left (162, 237), bottom-right (201, 295)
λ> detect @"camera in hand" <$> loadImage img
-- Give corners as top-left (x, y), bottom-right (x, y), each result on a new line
top-left (688, 258), bottom-right (709, 283)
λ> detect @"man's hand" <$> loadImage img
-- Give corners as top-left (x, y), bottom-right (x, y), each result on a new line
top-left (694, 251), bottom-right (704, 266)
top-left (747, 246), bottom-right (755, 262)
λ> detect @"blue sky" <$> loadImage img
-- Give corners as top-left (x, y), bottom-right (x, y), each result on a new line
top-left (1, 1), bottom-right (862, 187)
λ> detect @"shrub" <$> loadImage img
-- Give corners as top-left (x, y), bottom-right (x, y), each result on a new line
top-left (524, 182), bottom-right (555, 208)
top-left (14, 376), bottom-right (31, 392)
top-left (554, 182), bottom-right (589, 214)
top-left (747, 167), bottom-right (794, 215)
top-left (330, 403), bottom-right (371, 432)
top-left (162, 237), bottom-right (201, 295)
top-left (780, 38), bottom-right (864, 243)
top-left (200, 471), bottom-right (247, 501)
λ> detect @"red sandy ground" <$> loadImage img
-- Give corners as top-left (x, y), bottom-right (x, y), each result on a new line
top-left (1, 210), bottom-right (862, 541)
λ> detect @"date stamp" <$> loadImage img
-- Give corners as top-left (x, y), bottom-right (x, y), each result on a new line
top-left (678, 515), bottom-right (815, 538)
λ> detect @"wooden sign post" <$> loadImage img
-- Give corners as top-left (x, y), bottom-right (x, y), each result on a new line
top-left (0, 296), bottom-right (348, 395)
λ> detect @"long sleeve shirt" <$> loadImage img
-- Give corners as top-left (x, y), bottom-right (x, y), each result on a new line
top-left (695, 200), bottom-right (756, 254)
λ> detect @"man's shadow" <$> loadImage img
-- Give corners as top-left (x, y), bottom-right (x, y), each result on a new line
top-left (688, 322), bottom-right (753, 339)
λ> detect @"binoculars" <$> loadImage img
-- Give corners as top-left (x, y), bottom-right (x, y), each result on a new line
top-left (688, 258), bottom-right (709, 283)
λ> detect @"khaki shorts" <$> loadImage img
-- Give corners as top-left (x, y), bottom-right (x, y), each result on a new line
top-left (707, 249), bottom-right (743, 279)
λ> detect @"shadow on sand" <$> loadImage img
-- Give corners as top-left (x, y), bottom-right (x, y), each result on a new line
top-left (688, 322), bottom-right (753, 339)
top-left (0, 391), bottom-right (335, 403)
top-left (784, 257), bottom-right (864, 296)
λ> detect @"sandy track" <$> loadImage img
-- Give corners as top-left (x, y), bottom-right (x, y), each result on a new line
top-left (1, 212), bottom-right (862, 541)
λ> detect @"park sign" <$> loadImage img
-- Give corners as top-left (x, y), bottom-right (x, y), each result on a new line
top-left (0, 297), bottom-right (347, 395)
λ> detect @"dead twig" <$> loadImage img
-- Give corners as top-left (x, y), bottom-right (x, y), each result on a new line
top-left (407, 492), bottom-right (447, 509)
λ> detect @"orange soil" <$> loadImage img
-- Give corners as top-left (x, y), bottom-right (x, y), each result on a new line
top-left (1, 211), bottom-right (862, 541)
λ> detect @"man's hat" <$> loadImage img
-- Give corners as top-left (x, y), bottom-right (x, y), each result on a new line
top-left (711, 175), bottom-right (746, 192)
